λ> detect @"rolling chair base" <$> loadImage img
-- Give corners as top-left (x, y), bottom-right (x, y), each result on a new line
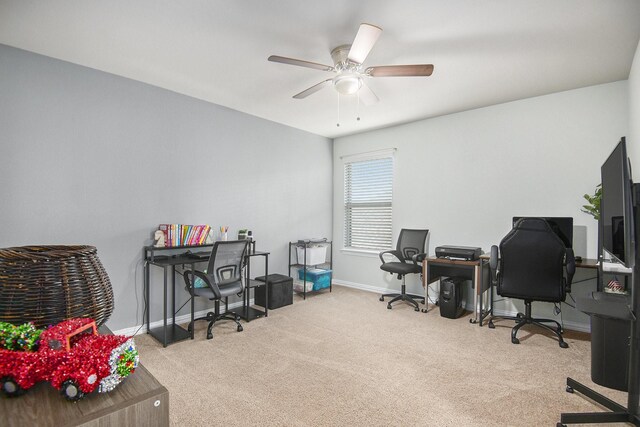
top-left (488, 302), bottom-right (567, 348)
top-left (380, 284), bottom-right (425, 312)
top-left (189, 311), bottom-right (243, 339)
top-left (189, 299), bottom-right (244, 340)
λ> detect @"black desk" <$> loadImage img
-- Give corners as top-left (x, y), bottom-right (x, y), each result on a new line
top-left (422, 257), bottom-right (490, 324)
top-left (143, 243), bottom-right (268, 347)
top-left (144, 248), bottom-right (208, 347)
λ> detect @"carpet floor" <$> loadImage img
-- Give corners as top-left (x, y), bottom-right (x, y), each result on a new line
top-left (136, 285), bottom-right (629, 426)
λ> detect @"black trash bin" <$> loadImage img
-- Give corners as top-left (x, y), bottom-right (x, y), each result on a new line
top-left (255, 274), bottom-right (293, 310)
top-left (440, 277), bottom-right (465, 319)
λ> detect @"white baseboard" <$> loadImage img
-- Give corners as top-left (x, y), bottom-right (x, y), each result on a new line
top-left (332, 279), bottom-right (396, 295)
top-left (333, 280), bottom-right (591, 333)
top-left (111, 299), bottom-right (247, 336)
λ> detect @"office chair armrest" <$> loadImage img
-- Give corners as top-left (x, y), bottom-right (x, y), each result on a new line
top-left (489, 245), bottom-right (498, 271)
top-left (564, 248), bottom-right (576, 292)
top-left (379, 249), bottom-right (403, 264)
top-left (183, 270), bottom-right (222, 299)
top-left (411, 253), bottom-right (427, 266)
top-left (489, 245), bottom-right (499, 285)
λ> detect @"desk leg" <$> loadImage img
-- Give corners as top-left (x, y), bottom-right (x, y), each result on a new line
top-left (171, 265), bottom-right (176, 331)
top-left (469, 264), bottom-right (479, 325)
top-left (421, 260), bottom-right (429, 313)
top-left (145, 260), bottom-right (150, 333)
top-left (476, 264), bottom-right (482, 326)
top-left (264, 254), bottom-right (269, 318)
top-left (162, 266), bottom-right (168, 348)
top-left (489, 261), bottom-right (494, 319)
top-left (245, 256), bottom-right (250, 319)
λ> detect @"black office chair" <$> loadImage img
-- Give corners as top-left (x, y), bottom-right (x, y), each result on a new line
top-left (488, 218), bottom-right (575, 348)
top-left (183, 240), bottom-right (249, 340)
top-left (379, 229), bottom-right (429, 311)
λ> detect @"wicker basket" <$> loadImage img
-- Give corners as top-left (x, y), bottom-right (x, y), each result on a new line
top-left (0, 245), bottom-right (114, 328)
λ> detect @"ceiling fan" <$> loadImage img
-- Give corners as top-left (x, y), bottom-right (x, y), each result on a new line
top-left (268, 23), bottom-right (434, 106)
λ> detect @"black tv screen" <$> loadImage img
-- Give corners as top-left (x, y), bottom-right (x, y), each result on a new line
top-left (601, 137), bottom-right (635, 267)
top-left (512, 217), bottom-right (573, 248)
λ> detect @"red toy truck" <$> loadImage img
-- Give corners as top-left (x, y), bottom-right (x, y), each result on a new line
top-left (0, 318), bottom-right (138, 401)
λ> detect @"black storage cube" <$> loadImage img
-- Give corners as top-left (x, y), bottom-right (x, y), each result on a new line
top-left (440, 277), bottom-right (465, 319)
top-left (591, 315), bottom-right (630, 391)
top-left (255, 274), bottom-right (293, 309)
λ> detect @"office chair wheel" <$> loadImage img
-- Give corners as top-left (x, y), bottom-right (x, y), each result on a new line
top-left (379, 296), bottom-right (384, 301)
top-left (488, 321), bottom-right (495, 329)
top-left (559, 340), bottom-right (569, 349)
top-left (387, 304), bottom-right (392, 309)
top-left (414, 307), bottom-right (420, 312)
top-left (187, 322), bottom-right (193, 332)
top-left (421, 308), bottom-right (428, 313)
top-left (511, 337), bottom-right (520, 344)
top-left (206, 332), bottom-right (213, 340)
top-left (566, 385), bottom-right (574, 393)
top-left (237, 324), bottom-right (243, 332)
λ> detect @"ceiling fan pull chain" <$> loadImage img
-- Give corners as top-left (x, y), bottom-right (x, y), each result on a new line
top-left (357, 92), bottom-right (361, 122)
top-left (336, 94), bottom-right (341, 127)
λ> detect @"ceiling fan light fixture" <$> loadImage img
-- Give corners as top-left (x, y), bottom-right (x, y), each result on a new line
top-left (334, 74), bottom-right (362, 95)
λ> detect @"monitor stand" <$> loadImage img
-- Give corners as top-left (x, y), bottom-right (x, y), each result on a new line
top-left (558, 184), bottom-right (640, 426)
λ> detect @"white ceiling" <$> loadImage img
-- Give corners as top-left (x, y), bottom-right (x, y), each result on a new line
top-left (1, 1), bottom-right (640, 139)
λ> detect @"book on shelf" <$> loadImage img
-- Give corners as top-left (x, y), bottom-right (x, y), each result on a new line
top-left (156, 224), bottom-right (212, 247)
top-left (198, 225), bottom-right (210, 245)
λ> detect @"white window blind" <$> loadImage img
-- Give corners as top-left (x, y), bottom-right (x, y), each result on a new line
top-left (344, 154), bottom-right (393, 250)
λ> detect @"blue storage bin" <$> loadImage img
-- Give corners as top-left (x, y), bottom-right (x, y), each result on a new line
top-left (297, 268), bottom-right (332, 291)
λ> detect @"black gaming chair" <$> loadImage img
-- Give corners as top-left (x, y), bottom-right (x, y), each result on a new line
top-left (378, 229), bottom-right (429, 311)
top-left (488, 218), bottom-right (575, 348)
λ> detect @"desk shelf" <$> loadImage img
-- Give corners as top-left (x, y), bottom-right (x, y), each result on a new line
top-left (235, 270), bottom-right (270, 322)
top-left (148, 324), bottom-right (191, 346)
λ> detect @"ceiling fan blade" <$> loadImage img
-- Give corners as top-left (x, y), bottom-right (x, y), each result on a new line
top-left (268, 55), bottom-right (334, 72)
top-left (358, 82), bottom-right (379, 106)
top-left (366, 64), bottom-right (434, 77)
top-left (293, 79), bottom-right (333, 99)
top-left (347, 23), bottom-right (382, 64)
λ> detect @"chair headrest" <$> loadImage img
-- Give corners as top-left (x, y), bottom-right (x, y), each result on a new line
top-left (503, 217), bottom-right (566, 252)
top-left (512, 217), bottom-right (552, 232)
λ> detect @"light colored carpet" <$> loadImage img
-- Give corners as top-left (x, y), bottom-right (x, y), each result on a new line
top-left (135, 286), bottom-right (628, 427)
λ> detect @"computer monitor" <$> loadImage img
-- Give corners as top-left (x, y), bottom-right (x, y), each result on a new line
top-left (512, 217), bottom-right (573, 248)
top-left (600, 137), bottom-right (635, 267)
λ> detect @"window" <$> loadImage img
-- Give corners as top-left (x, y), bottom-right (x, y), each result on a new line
top-left (344, 151), bottom-right (394, 251)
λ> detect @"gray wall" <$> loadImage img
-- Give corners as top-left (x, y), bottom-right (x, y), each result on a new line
top-left (332, 81), bottom-right (628, 331)
top-left (0, 44), bottom-right (333, 331)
